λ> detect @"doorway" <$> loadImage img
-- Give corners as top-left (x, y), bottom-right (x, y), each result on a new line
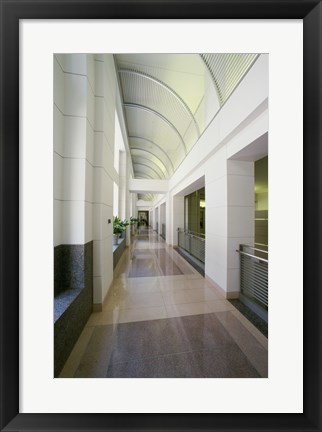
top-left (138, 211), bottom-right (149, 226)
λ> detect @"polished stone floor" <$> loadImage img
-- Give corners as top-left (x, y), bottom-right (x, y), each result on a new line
top-left (60, 227), bottom-right (268, 378)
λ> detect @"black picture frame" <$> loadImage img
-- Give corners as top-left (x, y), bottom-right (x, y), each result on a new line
top-left (1, 1), bottom-right (321, 431)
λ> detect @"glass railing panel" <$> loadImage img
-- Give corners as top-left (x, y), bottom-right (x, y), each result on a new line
top-left (161, 223), bottom-right (166, 239)
top-left (177, 229), bottom-right (205, 263)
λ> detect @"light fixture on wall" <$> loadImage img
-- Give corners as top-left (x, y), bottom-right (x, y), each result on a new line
top-left (200, 199), bottom-right (205, 208)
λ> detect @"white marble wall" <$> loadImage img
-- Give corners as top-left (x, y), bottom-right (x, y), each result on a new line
top-left (154, 207), bottom-right (158, 231)
top-left (118, 150), bottom-right (126, 220)
top-left (54, 53), bottom-right (118, 310)
top-left (205, 157), bottom-right (255, 296)
top-left (160, 202), bottom-right (166, 235)
top-left (54, 54), bottom-right (92, 246)
top-left (226, 160), bottom-right (254, 295)
top-left (125, 154), bottom-right (132, 246)
top-left (204, 146), bottom-right (228, 292)
top-left (172, 195), bottom-right (185, 246)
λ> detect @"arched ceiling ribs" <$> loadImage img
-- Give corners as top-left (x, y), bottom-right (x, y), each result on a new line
top-left (136, 175), bottom-right (151, 180)
top-left (132, 157), bottom-right (166, 178)
top-left (199, 54), bottom-right (222, 106)
top-left (130, 148), bottom-right (171, 177)
top-left (119, 68), bottom-right (200, 137)
top-left (131, 155), bottom-right (167, 179)
top-left (129, 136), bottom-right (175, 173)
top-left (125, 103), bottom-right (187, 155)
top-left (133, 162), bottom-right (163, 180)
top-left (138, 193), bottom-right (155, 202)
top-left (135, 172), bottom-right (153, 179)
top-left (135, 172), bottom-right (153, 178)
top-left (199, 53), bottom-right (259, 106)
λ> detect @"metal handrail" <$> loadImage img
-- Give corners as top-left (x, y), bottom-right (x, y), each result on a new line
top-left (236, 249), bottom-right (268, 263)
top-left (177, 228), bottom-right (205, 240)
top-left (239, 244), bottom-right (268, 254)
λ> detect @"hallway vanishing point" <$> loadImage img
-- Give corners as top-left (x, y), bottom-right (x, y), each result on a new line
top-left (60, 227), bottom-right (268, 378)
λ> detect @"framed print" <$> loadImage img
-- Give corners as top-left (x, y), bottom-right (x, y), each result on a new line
top-left (0, 0), bottom-right (321, 431)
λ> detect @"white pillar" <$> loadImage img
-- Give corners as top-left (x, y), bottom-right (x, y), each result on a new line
top-left (125, 152), bottom-right (131, 246)
top-left (149, 209), bottom-right (154, 229)
top-left (172, 195), bottom-right (184, 246)
top-left (157, 206), bottom-right (161, 235)
top-left (226, 160), bottom-right (254, 296)
top-left (205, 149), bottom-right (254, 298)
top-left (154, 207), bottom-right (158, 231)
top-left (205, 147), bottom-right (228, 294)
top-left (92, 54), bottom-right (116, 310)
top-left (118, 150), bottom-right (126, 220)
top-left (160, 203), bottom-right (166, 238)
top-left (165, 193), bottom-right (172, 244)
top-left (54, 53), bottom-right (89, 247)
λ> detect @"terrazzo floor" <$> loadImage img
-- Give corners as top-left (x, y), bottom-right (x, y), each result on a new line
top-left (59, 227), bottom-right (268, 378)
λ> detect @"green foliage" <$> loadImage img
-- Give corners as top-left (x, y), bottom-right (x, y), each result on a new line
top-left (121, 218), bottom-right (129, 228)
top-left (113, 216), bottom-right (129, 235)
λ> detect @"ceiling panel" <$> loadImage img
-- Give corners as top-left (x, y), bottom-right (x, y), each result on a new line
top-left (129, 136), bottom-right (175, 175)
top-left (115, 53), bottom-right (260, 183)
top-left (138, 193), bottom-right (155, 201)
top-left (200, 53), bottom-right (259, 106)
top-left (119, 69), bottom-right (200, 141)
top-left (133, 163), bottom-right (163, 180)
top-left (125, 105), bottom-right (185, 163)
top-left (116, 54), bottom-right (207, 113)
top-left (132, 155), bottom-right (166, 179)
top-left (131, 148), bottom-right (170, 176)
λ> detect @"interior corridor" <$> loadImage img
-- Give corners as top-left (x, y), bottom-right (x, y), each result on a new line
top-left (60, 227), bottom-right (268, 378)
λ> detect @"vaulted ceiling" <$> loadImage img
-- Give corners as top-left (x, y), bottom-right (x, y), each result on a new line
top-left (114, 53), bottom-right (258, 200)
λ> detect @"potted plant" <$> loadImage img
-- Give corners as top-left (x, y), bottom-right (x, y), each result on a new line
top-left (113, 217), bottom-right (130, 245)
top-left (130, 216), bottom-right (139, 235)
top-left (113, 216), bottom-right (124, 245)
top-left (121, 218), bottom-right (130, 230)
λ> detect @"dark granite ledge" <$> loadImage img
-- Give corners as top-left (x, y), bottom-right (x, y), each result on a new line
top-left (113, 234), bottom-right (127, 270)
top-left (173, 246), bottom-right (205, 276)
top-left (54, 241), bottom-right (93, 376)
top-left (228, 298), bottom-right (268, 337)
top-left (112, 235), bottom-right (125, 253)
top-left (54, 288), bottom-right (83, 323)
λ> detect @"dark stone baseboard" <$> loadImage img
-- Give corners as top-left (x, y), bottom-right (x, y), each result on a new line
top-left (54, 241), bottom-right (93, 377)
